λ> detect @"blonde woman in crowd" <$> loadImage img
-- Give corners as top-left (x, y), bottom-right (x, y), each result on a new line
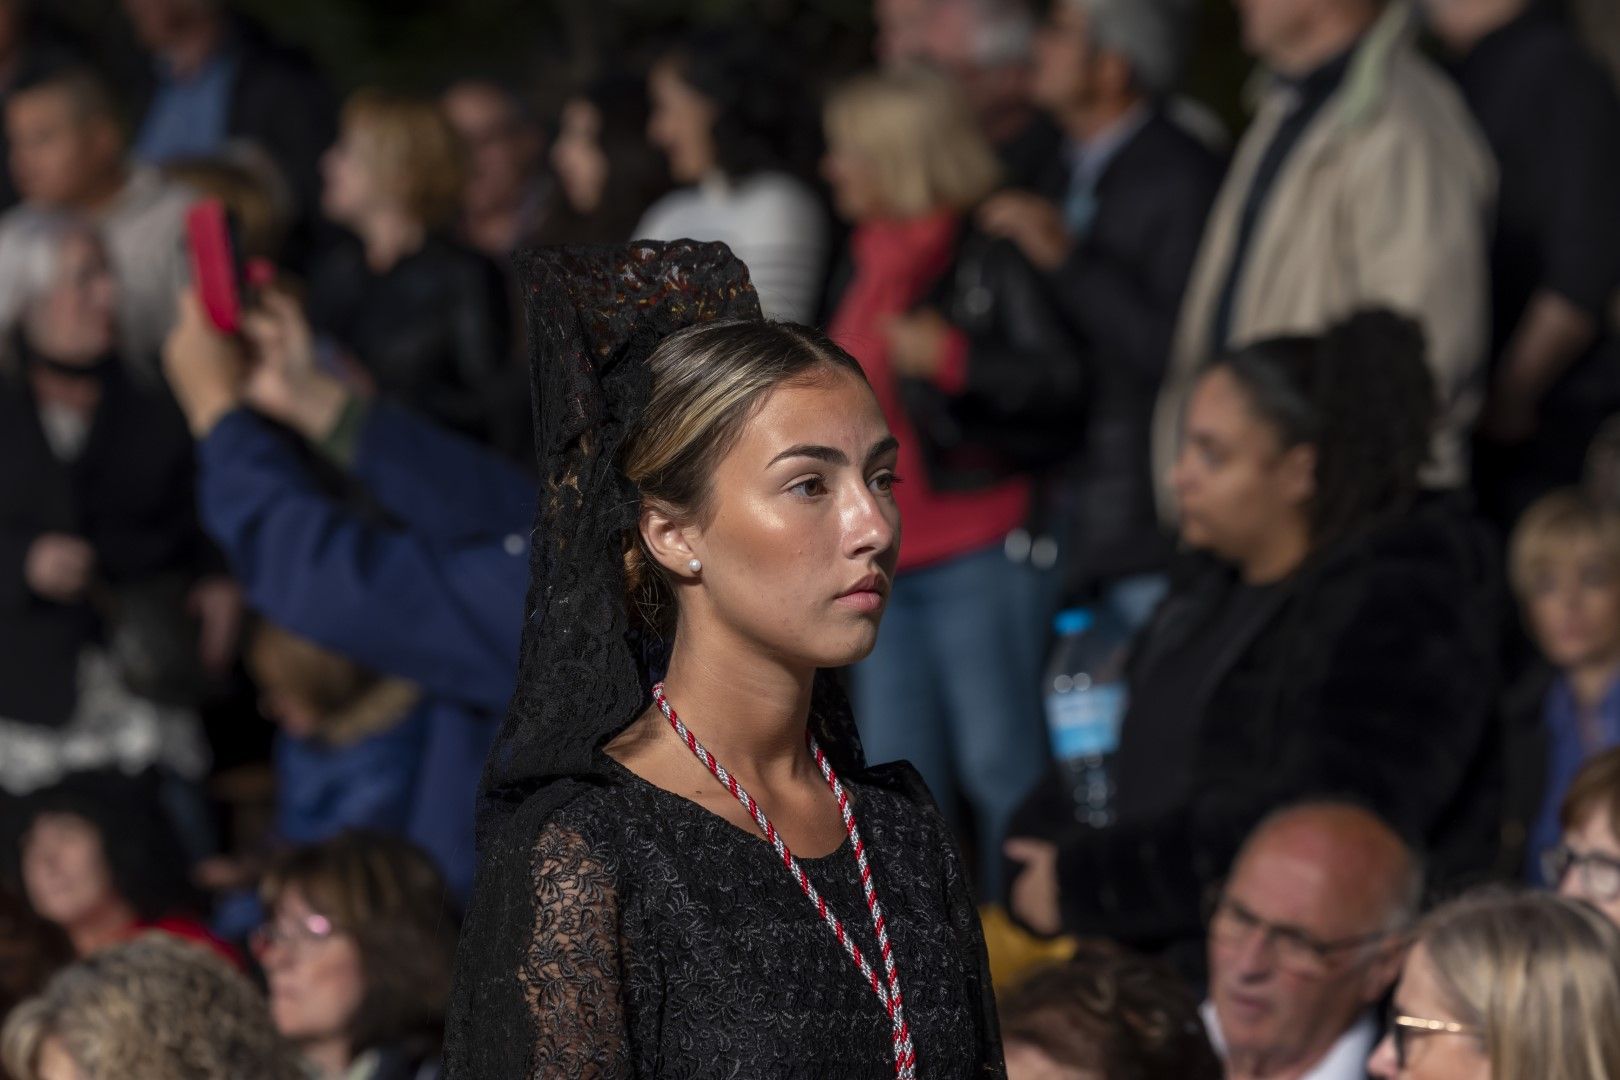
top-left (1, 933), bottom-right (302, 1080)
top-left (306, 90), bottom-right (516, 452)
top-left (1368, 890), bottom-right (1620, 1078)
top-left (822, 67), bottom-right (1082, 893)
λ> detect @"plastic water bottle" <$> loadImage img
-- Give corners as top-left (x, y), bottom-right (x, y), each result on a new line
top-left (1044, 607), bottom-right (1129, 828)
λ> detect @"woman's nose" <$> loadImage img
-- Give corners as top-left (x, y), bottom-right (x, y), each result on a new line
top-left (1366, 1032), bottom-right (1398, 1078)
top-left (845, 486), bottom-right (897, 557)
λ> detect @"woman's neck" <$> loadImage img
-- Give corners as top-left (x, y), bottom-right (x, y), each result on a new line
top-left (1570, 654), bottom-right (1620, 714)
top-left (357, 209), bottom-right (426, 275)
top-left (28, 363), bottom-right (103, 415)
top-left (1240, 521), bottom-right (1312, 586)
top-left (65, 896), bottom-right (139, 957)
top-left (299, 1036), bottom-right (354, 1080)
top-left (658, 630), bottom-right (817, 788)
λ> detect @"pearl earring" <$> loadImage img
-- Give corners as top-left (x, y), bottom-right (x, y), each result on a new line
top-left (688, 558), bottom-right (703, 574)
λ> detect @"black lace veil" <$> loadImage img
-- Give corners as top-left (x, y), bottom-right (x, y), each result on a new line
top-left (445, 242), bottom-right (872, 1077)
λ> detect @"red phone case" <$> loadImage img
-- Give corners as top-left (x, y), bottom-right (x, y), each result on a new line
top-left (185, 198), bottom-right (242, 334)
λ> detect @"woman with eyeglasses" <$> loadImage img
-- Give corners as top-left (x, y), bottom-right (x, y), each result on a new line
top-left (253, 831), bottom-right (457, 1080)
top-left (1368, 890), bottom-right (1620, 1078)
top-left (1543, 746), bottom-right (1620, 926)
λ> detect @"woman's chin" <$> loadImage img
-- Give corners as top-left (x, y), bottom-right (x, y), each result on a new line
top-left (809, 626), bottom-right (883, 670)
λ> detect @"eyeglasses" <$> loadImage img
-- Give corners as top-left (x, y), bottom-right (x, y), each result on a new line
top-left (1387, 1006), bottom-right (1481, 1067)
top-left (1542, 844), bottom-right (1620, 901)
top-left (1207, 895), bottom-right (1395, 976)
top-left (249, 912), bottom-right (338, 960)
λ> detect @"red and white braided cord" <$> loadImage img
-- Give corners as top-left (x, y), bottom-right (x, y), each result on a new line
top-left (651, 683), bottom-right (917, 1078)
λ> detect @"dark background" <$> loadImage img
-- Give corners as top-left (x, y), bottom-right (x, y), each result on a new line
top-left (56, 0), bottom-right (1250, 133)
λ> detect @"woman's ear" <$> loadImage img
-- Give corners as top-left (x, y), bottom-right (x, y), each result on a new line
top-left (640, 503), bottom-right (701, 578)
top-left (1281, 443), bottom-right (1318, 507)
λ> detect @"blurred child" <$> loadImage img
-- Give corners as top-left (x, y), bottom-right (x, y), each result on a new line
top-left (1510, 490), bottom-right (1620, 879)
top-left (198, 619), bottom-right (426, 895)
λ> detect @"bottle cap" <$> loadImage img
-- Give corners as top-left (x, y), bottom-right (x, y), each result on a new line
top-left (1052, 607), bottom-right (1093, 635)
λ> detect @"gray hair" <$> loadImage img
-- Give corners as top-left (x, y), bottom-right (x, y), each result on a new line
top-left (1067, 0), bottom-right (1193, 97)
top-left (0, 211), bottom-right (101, 339)
top-left (939, 0), bottom-right (1037, 68)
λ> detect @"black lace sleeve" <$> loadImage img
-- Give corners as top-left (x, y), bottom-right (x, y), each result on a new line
top-left (520, 822), bottom-right (632, 1078)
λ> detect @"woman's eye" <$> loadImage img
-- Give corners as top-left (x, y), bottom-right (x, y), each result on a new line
top-left (869, 471), bottom-right (900, 495)
top-left (789, 477), bottom-right (826, 498)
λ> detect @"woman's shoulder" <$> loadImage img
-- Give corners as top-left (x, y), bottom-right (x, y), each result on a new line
top-left (633, 187), bottom-right (707, 241)
top-left (730, 172), bottom-right (824, 225)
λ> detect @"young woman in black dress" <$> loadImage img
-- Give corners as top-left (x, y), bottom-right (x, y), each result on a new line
top-left (446, 242), bottom-right (1003, 1079)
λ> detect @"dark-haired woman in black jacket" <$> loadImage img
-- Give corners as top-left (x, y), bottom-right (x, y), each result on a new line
top-left (1004, 311), bottom-right (1503, 963)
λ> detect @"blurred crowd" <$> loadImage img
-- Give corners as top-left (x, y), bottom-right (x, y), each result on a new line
top-left (1, 0), bottom-right (1620, 1076)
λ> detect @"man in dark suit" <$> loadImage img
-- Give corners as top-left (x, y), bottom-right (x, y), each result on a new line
top-left (978, 0), bottom-right (1223, 623)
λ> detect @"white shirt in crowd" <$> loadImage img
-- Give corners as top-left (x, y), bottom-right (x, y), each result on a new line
top-left (634, 170), bottom-right (827, 324)
top-left (1201, 1002), bottom-right (1378, 1080)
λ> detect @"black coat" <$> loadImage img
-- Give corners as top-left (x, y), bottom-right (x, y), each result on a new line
top-left (1007, 498), bottom-right (1504, 950)
top-left (0, 364), bottom-right (212, 726)
top-left (898, 223), bottom-right (1088, 493)
top-left (1035, 111), bottom-right (1224, 591)
top-left (307, 234), bottom-right (517, 454)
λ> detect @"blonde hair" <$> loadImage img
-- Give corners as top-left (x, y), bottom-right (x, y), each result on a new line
top-left (823, 67), bottom-right (1003, 218)
top-left (1419, 891), bottom-right (1620, 1080)
top-left (1, 933), bottom-right (303, 1080)
top-left (621, 319), bottom-right (865, 632)
top-left (340, 89), bottom-right (466, 229)
top-left (1509, 488), bottom-right (1620, 600)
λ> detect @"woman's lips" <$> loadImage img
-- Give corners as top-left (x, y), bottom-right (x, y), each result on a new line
top-left (834, 589), bottom-right (886, 613)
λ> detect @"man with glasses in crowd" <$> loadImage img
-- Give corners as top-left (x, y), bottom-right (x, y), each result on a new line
top-left (1203, 802), bottom-right (1420, 1080)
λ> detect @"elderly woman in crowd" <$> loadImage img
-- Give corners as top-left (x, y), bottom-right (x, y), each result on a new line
top-left (254, 832), bottom-right (457, 1080)
top-left (0, 214), bottom-right (227, 814)
top-left (1368, 890), bottom-right (1620, 1078)
top-left (1, 933), bottom-right (302, 1080)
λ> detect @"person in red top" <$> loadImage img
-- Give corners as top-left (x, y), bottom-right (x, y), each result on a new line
top-left (9, 770), bottom-right (241, 969)
top-left (823, 67), bottom-right (1085, 892)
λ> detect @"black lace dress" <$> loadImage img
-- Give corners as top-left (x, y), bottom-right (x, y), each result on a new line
top-left (521, 760), bottom-right (997, 1078)
top-left (445, 243), bottom-right (1004, 1079)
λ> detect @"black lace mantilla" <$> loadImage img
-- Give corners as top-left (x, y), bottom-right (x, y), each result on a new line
top-left (445, 242), bottom-right (1004, 1078)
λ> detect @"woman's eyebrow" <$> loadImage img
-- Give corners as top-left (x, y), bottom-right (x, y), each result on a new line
top-left (864, 436), bottom-right (900, 465)
top-left (768, 444), bottom-right (847, 467)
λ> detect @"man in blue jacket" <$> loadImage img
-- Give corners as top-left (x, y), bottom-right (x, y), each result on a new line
top-left (163, 287), bottom-right (533, 902)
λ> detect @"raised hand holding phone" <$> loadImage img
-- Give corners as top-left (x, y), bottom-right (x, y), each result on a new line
top-left (240, 291), bottom-right (348, 440)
